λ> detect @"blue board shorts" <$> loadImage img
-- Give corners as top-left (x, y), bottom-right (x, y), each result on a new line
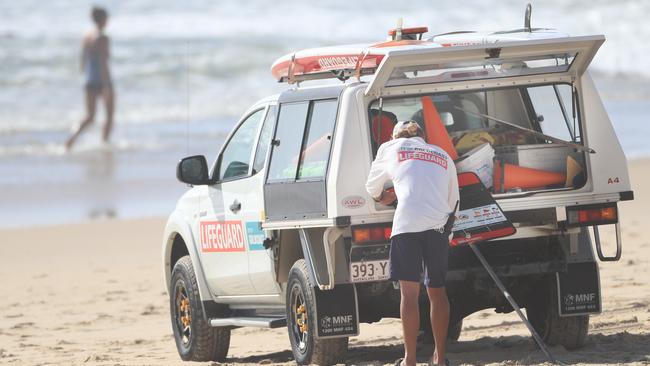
top-left (389, 228), bottom-right (449, 288)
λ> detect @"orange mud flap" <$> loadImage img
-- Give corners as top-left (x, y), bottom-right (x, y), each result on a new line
top-left (313, 284), bottom-right (359, 339)
top-left (453, 172), bottom-right (562, 364)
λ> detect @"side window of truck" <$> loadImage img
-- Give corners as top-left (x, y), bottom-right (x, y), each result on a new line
top-left (216, 109), bottom-right (265, 181)
top-left (525, 84), bottom-right (577, 142)
top-left (252, 105), bottom-right (278, 174)
top-left (298, 99), bottom-right (338, 180)
top-left (267, 102), bottom-right (310, 182)
top-left (267, 99), bottom-right (338, 182)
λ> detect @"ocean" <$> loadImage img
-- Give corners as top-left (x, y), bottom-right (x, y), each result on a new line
top-left (1, 0), bottom-right (649, 227)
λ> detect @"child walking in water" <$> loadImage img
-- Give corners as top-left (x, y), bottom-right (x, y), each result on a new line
top-left (65, 7), bottom-right (114, 150)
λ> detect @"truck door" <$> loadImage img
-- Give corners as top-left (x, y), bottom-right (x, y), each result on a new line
top-left (241, 105), bottom-right (283, 295)
top-left (264, 97), bottom-right (340, 222)
top-left (197, 107), bottom-right (267, 296)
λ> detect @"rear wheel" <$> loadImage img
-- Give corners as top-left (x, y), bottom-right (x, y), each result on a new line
top-left (420, 318), bottom-right (463, 342)
top-left (170, 256), bottom-right (231, 361)
top-left (527, 278), bottom-right (589, 350)
top-left (447, 319), bottom-right (463, 341)
top-left (286, 259), bottom-right (348, 365)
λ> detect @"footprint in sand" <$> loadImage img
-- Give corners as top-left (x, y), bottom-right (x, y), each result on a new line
top-left (106, 290), bottom-right (127, 295)
top-left (83, 354), bottom-right (112, 363)
top-left (140, 304), bottom-right (159, 316)
top-left (11, 322), bottom-right (35, 329)
top-left (5, 313), bottom-right (23, 319)
top-left (95, 313), bottom-right (112, 320)
top-left (0, 348), bottom-right (15, 358)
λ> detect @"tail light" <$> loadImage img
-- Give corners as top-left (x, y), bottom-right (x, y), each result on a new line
top-left (351, 224), bottom-right (392, 244)
top-left (566, 204), bottom-right (618, 227)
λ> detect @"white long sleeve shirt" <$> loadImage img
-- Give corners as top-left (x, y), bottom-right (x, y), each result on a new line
top-left (366, 137), bottom-right (460, 237)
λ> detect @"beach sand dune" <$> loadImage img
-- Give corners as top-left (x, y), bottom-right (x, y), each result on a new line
top-left (1, 161), bottom-right (649, 365)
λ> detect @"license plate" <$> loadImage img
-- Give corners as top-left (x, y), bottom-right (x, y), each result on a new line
top-left (349, 244), bottom-right (390, 283)
top-left (350, 260), bottom-right (390, 282)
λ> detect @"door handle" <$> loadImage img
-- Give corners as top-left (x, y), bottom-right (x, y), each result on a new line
top-left (229, 199), bottom-right (241, 213)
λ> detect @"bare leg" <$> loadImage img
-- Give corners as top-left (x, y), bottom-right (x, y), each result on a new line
top-left (427, 287), bottom-right (450, 365)
top-left (400, 280), bottom-right (420, 366)
top-left (101, 86), bottom-right (114, 143)
top-left (66, 87), bottom-right (98, 150)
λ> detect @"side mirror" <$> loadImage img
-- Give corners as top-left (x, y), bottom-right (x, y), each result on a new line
top-left (176, 155), bottom-right (213, 185)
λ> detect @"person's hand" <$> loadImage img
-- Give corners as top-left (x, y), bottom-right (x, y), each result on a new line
top-left (379, 188), bottom-right (397, 206)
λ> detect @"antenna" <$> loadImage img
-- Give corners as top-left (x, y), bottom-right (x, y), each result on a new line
top-left (185, 41), bottom-right (190, 156)
top-left (524, 3), bottom-right (532, 32)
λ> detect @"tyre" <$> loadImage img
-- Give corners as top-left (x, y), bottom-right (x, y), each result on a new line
top-left (286, 259), bottom-right (348, 365)
top-left (420, 318), bottom-right (463, 342)
top-left (447, 319), bottom-right (463, 341)
top-left (170, 256), bottom-right (231, 361)
top-left (527, 279), bottom-right (589, 350)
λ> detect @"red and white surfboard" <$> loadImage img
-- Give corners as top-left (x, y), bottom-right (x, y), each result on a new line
top-left (271, 29), bottom-right (441, 82)
top-left (271, 40), bottom-right (439, 82)
top-left (271, 27), bottom-right (569, 83)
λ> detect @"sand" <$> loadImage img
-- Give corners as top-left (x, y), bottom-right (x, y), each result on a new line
top-left (1, 160), bottom-right (649, 366)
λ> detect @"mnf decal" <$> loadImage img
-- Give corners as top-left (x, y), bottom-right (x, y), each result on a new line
top-left (200, 221), bottom-right (246, 252)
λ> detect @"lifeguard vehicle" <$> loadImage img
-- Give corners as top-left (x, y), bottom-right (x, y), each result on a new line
top-left (163, 9), bottom-right (633, 365)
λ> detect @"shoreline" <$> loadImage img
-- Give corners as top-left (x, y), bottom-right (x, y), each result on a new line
top-left (1, 157), bottom-right (646, 231)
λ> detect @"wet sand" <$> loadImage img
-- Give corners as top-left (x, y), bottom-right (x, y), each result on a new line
top-left (0, 160), bottom-right (648, 365)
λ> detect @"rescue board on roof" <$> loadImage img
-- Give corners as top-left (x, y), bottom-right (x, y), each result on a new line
top-left (270, 40), bottom-right (439, 83)
top-left (271, 26), bottom-right (434, 83)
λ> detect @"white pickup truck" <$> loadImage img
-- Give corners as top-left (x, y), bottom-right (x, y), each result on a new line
top-left (162, 25), bottom-right (633, 365)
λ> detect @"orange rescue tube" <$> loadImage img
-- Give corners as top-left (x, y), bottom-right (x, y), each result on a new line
top-left (421, 96), bottom-right (458, 160)
top-left (493, 160), bottom-right (566, 193)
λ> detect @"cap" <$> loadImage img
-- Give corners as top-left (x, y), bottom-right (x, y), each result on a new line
top-left (392, 120), bottom-right (422, 139)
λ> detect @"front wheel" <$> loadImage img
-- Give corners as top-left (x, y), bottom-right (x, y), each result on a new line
top-left (170, 256), bottom-right (231, 361)
top-left (286, 259), bottom-right (348, 365)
